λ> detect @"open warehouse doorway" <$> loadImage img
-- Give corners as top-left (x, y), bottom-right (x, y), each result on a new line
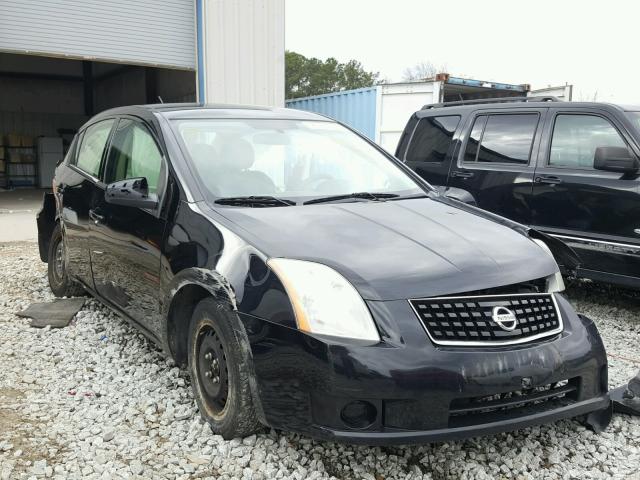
top-left (0, 52), bottom-right (196, 189)
top-left (0, 0), bottom-right (197, 191)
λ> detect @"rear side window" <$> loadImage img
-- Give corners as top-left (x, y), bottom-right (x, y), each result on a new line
top-left (549, 114), bottom-right (627, 169)
top-left (60, 135), bottom-right (78, 166)
top-left (405, 116), bottom-right (460, 163)
top-left (75, 120), bottom-right (115, 178)
top-left (105, 119), bottom-right (163, 194)
top-left (464, 114), bottom-right (538, 165)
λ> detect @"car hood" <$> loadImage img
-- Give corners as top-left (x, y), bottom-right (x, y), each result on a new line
top-left (213, 197), bottom-right (557, 301)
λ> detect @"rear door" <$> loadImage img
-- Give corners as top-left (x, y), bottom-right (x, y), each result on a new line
top-left (89, 116), bottom-right (167, 335)
top-left (447, 108), bottom-right (547, 225)
top-left (57, 118), bottom-right (115, 288)
top-left (530, 107), bottom-right (640, 282)
top-left (402, 114), bottom-right (462, 187)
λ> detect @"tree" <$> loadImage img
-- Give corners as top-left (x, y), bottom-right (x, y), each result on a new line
top-left (286, 51), bottom-right (379, 99)
top-left (402, 61), bottom-right (443, 82)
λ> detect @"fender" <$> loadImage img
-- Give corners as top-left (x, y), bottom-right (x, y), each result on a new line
top-left (436, 195), bottom-right (581, 273)
top-left (36, 192), bottom-right (58, 262)
top-left (161, 267), bottom-right (238, 361)
top-left (164, 267), bottom-right (238, 315)
top-left (162, 266), bottom-right (268, 424)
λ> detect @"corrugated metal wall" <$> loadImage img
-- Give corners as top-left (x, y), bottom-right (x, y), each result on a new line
top-left (0, 0), bottom-right (195, 69)
top-left (286, 87), bottom-right (379, 140)
top-left (202, 0), bottom-right (285, 106)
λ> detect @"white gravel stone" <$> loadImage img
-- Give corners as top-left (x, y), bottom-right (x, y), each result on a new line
top-left (0, 242), bottom-right (639, 479)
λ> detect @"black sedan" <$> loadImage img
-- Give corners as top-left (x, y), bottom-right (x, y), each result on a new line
top-left (37, 104), bottom-right (611, 444)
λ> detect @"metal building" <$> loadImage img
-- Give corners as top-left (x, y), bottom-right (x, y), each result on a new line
top-left (0, 0), bottom-right (284, 188)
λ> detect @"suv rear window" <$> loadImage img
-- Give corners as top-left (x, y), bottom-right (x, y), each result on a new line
top-left (464, 114), bottom-right (539, 165)
top-left (405, 116), bottom-right (460, 163)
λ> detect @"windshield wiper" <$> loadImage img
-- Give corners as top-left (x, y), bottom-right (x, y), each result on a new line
top-left (214, 196), bottom-right (296, 207)
top-left (303, 192), bottom-right (400, 205)
top-left (387, 193), bottom-right (429, 201)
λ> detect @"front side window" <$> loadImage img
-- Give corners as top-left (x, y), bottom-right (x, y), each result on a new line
top-left (549, 114), bottom-right (627, 169)
top-left (464, 114), bottom-right (538, 165)
top-left (405, 116), bottom-right (460, 163)
top-left (75, 119), bottom-right (114, 177)
top-left (174, 119), bottom-right (423, 200)
top-left (105, 119), bottom-right (163, 194)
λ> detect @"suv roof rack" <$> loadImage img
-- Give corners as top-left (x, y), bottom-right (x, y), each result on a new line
top-left (422, 96), bottom-right (561, 110)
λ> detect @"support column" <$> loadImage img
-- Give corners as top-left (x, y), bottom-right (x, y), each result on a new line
top-left (199, 0), bottom-right (285, 107)
top-left (82, 61), bottom-right (94, 116)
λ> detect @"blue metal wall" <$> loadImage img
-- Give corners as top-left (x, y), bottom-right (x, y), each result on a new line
top-left (286, 87), bottom-right (378, 140)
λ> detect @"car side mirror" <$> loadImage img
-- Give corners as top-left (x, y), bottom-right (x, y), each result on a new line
top-left (441, 186), bottom-right (477, 206)
top-left (594, 146), bottom-right (639, 174)
top-left (105, 177), bottom-right (158, 209)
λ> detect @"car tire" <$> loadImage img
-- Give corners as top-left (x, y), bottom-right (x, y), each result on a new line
top-left (187, 298), bottom-right (262, 439)
top-left (47, 223), bottom-right (85, 298)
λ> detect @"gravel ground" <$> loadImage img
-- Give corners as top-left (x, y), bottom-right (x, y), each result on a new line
top-left (0, 241), bottom-right (639, 480)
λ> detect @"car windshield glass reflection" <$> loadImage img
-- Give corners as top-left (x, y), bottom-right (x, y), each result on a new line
top-left (173, 119), bottom-right (424, 203)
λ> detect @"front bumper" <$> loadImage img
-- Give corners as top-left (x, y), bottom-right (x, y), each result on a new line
top-left (241, 294), bottom-right (610, 445)
top-left (324, 396), bottom-right (610, 445)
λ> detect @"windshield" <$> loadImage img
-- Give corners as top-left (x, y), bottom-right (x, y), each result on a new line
top-left (173, 119), bottom-right (424, 202)
top-left (627, 112), bottom-right (640, 130)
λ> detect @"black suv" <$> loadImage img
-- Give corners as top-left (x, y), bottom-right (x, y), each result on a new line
top-left (396, 98), bottom-right (640, 289)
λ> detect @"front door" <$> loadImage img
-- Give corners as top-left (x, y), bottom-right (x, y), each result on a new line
top-left (89, 117), bottom-right (167, 335)
top-left (530, 109), bottom-right (640, 282)
top-left (447, 109), bottom-right (547, 225)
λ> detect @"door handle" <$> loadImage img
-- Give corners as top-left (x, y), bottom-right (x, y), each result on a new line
top-left (451, 170), bottom-right (475, 179)
top-left (535, 175), bottom-right (563, 185)
top-left (89, 209), bottom-right (105, 225)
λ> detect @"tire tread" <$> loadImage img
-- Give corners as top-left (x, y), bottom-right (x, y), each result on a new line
top-left (47, 224), bottom-right (85, 298)
top-left (188, 298), bottom-right (262, 439)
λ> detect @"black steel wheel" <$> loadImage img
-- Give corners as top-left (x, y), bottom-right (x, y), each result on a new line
top-left (47, 224), bottom-right (84, 298)
top-left (187, 298), bottom-right (262, 438)
top-left (196, 324), bottom-right (230, 417)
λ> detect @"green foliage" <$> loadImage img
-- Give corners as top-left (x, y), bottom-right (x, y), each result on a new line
top-left (286, 51), bottom-right (379, 99)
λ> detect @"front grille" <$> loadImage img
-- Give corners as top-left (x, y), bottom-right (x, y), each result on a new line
top-left (448, 378), bottom-right (578, 428)
top-left (409, 293), bottom-right (563, 346)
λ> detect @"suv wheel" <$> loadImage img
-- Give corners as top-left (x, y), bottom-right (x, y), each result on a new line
top-left (188, 298), bottom-right (261, 439)
top-left (47, 224), bottom-right (84, 297)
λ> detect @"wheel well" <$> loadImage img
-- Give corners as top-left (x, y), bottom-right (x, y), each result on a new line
top-left (166, 284), bottom-right (212, 366)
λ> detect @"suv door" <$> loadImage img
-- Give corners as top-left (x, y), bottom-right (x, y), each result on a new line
top-left (89, 117), bottom-right (167, 335)
top-left (447, 109), bottom-right (547, 225)
top-left (402, 114), bottom-right (462, 187)
top-left (530, 108), bottom-right (640, 284)
top-left (57, 119), bottom-right (115, 288)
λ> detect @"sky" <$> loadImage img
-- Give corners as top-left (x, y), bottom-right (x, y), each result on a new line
top-left (285, 0), bottom-right (640, 104)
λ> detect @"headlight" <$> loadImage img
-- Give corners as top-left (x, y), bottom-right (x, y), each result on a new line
top-left (267, 258), bottom-right (380, 342)
top-left (532, 239), bottom-right (565, 293)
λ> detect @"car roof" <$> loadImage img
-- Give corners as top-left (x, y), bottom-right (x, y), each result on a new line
top-left (415, 100), bottom-right (630, 118)
top-left (91, 103), bottom-right (330, 122)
